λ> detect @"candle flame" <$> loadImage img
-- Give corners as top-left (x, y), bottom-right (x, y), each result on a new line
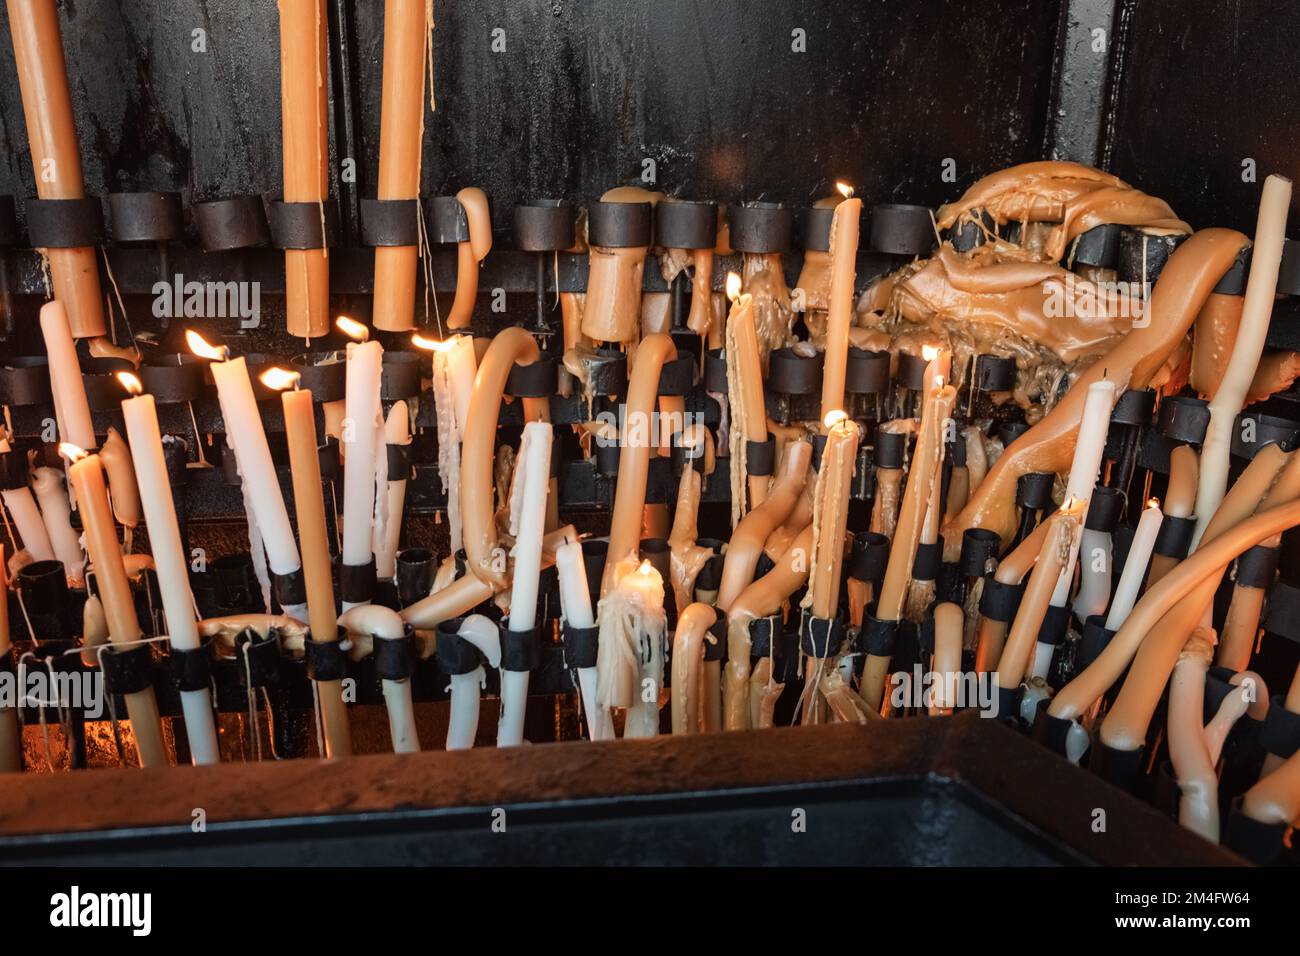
top-left (260, 367), bottom-right (302, 392)
top-left (637, 559), bottom-right (655, 578)
top-left (186, 329), bottom-right (228, 361)
top-left (336, 316), bottom-right (369, 342)
top-left (725, 271), bottom-right (742, 302)
top-left (823, 409), bottom-right (848, 430)
top-left (922, 345), bottom-right (941, 361)
top-left (1060, 495), bottom-right (1085, 516)
top-left (58, 442), bottom-right (88, 463)
top-left (836, 181), bottom-right (855, 199)
top-left (934, 375), bottom-right (945, 390)
top-left (411, 333), bottom-right (454, 353)
top-left (116, 371), bottom-right (143, 396)
top-left (1147, 497), bottom-right (1161, 510)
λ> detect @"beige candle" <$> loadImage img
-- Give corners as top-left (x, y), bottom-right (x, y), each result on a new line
top-left (264, 369), bottom-right (352, 757)
top-left (278, 0), bottom-right (331, 339)
top-left (61, 444), bottom-right (166, 767)
top-left (820, 185), bottom-right (861, 421)
top-left (723, 272), bottom-right (772, 522)
top-left (371, 0), bottom-right (429, 332)
top-left (446, 188), bottom-right (493, 329)
top-left (6, 0), bottom-right (106, 338)
top-left (806, 412), bottom-right (859, 621)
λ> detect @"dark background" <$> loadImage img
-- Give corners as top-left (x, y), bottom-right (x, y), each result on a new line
top-left (2, 0), bottom-right (1288, 242)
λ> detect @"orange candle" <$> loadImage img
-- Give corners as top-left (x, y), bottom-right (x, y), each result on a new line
top-left (820, 185), bottom-right (861, 422)
top-left (278, 0), bottom-right (330, 339)
top-left (807, 412), bottom-right (859, 620)
top-left (5, 0), bottom-right (105, 338)
top-left (264, 369), bottom-right (353, 757)
top-left (61, 444), bottom-right (166, 767)
top-left (372, 0), bottom-right (429, 333)
top-left (723, 272), bottom-right (771, 521)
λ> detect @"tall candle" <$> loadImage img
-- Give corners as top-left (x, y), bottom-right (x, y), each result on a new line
top-left (413, 333), bottom-right (477, 557)
top-left (1050, 379), bottom-right (1117, 605)
top-left (337, 317), bottom-right (384, 572)
top-left (1105, 499), bottom-right (1164, 630)
top-left (723, 272), bottom-right (771, 520)
top-left (60, 444), bottom-right (166, 768)
top-left (372, 0), bottom-right (428, 333)
top-left (278, 0), bottom-right (331, 339)
top-left (187, 331), bottom-right (303, 591)
top-left (556, 539), bottom-right (613, 741)
top-left (807, 411), bottom-right (859, 621)
top-left (264, 368), bottom-right (352, 757)
top-left (7, 0), bottom-right (106, 338)
top-left (499, 421), bottom-right (553, 748)
top-left (116, 373), bottom-right (220, 765)
top-left (40, 301), bottom-right (95, 450)
top-left (820, 185), bottom-right (861, 422)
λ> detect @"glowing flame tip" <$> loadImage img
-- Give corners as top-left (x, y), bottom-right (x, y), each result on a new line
top-left (116, 371), bottom-right (143, 396)
top-left (725, 272), bottom-right (742, 302)
top-left (336, 316), bottom-right (369, 342)
top-left (58, 442), bottom-right (88, 463)
top-left (260, 367), bottom-right (301, 392)
top-left (411, 333), bottom-right (453, 353)
top-left (185, 329), bottom-right (228, 362)
top-left (823, 409), bottom-right (848, 430)
top-left (836, 181), bottom-right (855, 199)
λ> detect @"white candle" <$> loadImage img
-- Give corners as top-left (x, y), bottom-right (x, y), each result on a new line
top-left (0, 486), bottom-right (54, 562)
top-left (497, 421), bottom-right (554, 748)
top-left (30, 467), bottom-right (84, 585)
top-left (116, 372), bottom-right (220, 765)
top-left (39, 301), bottom-right (95, 451)
top-left (413, 333), bottom-right (476, 558)
top-left (187, 331), bottom-right (302, 584)
top-left (1104, 499), bottom-right (1164, 631)
top-left (556, 539), bottom-right (613, 741)
top-left (1051, 379), bottom-right (1118, 605)
top-left (338, 317), bottom-right (384, 570)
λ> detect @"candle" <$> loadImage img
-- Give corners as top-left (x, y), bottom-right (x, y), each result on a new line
top-left (413, 333), bottom-right (477, 557)
top-left (30, 467), bottom-right (84, 585)
top-left (723, 272), bottom-right (770, 522)
top-left (0, 544), bottom-right (18, 772)
top-left (1, 485), bottom-right (54, 563)
top-left (446, 188), bottom-right (494, 329)
top-left (1147, 444), bottom-right (1199, 589)
top-left (336, 317), bottom-right (384, 578)
top-left (187, 330), bottom-right (304, 614)
top-left (806, 412), bottom-right (859, 621)
top-left (820, 184), bottom-right (861, 421)
top-left (40, 301), bottom-right (95, 451)
top-left (7, 0), bottom-right (106, 338)
top-left (996, 499), bottom-right (1083, 692)
top-left (374, 401), bottom-right (411, 580)
top-left (671, 602), bottom-right (718, 734)
top-left (1104, 499), bottom-right (1163, 630)
top-left (1049, 379), bottom-right (1117, 606)
top-left (555, 538), bottom-right (612, 740)
top-left (262, 367), bottom-right (351, 757)
top-left (60, 444), bottom-right (166, 767)
top-left (116, 373), bottom-right (220, 765)
top-left (278, 0), bottom-right (331, 339)
top-left (1192, 175), bottom-right (1292, 549)
top-left (372, 0), bottom-right (429, 332)
top-left (99, 427), bottom-right (142, 536)
top-left (596, 558), bottom-right (667, 737)
top-left (499, 420), bottom-right (553, 747)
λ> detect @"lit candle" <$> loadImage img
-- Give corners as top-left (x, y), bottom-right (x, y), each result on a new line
top-left (116, 372), bottom-right (220, 765)
top-left (39, 300), bottom-right (95, 450)
top-left (60, 443), bottom-right (166, 767)
top-left (278, 0), bottom-right (331, 339)
top-left (723, 272), bottom-right (770, 522)
top-left (413, 333), bottom-right (477, 557)
top-left (262, 366), bottom-right (351, 757)
top-left (1104, 498), bottom-right (1163, 630)
top-left (820, 183), bottom-right (861, 421)
top-left (187, 330), bottom-right (305, 615)
top-left (596, 558), bottom-right (667, 738)
top-left (29, 466), bottom-right (84, 585)
top-left (7, 0), bottom-right (106, 338)
top-left (372, 0), bottom-right (430, 332)
top-left (336, 317), bottom-right (384, 586)
top-left (555, 538), bottom-right (612, 740)
top-left (1049, 379), bottom-right (1117, 606)
top-left (499, 420), bottom-right (553, 747)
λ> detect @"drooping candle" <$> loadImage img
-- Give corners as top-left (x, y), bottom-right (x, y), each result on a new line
top-left (7, 0), bottom-right (106, 338)
top-left (116, 373), bottom-right (219, 765)
top-left (1104, 498), bottom-right (1163, 630)
top-left (820, 184), bottom-right (861, 422)
top-left (278, 0), bottom-right (331, 339)
top-left (60, 444), bottom-right (166, 768)
top-left (263, 367), bottom-right (352, 757)
top-left (372, 0), bottom-right (430, 333)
